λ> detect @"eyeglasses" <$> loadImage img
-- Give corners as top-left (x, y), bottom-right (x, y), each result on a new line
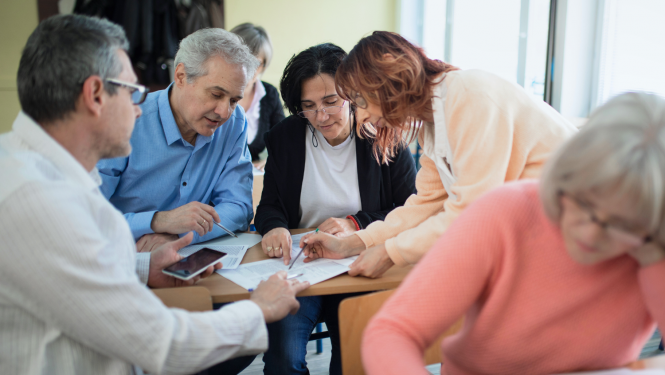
top-left (350, 93), bottom-right (368, 109)
top-left (559, 190), bottom-right (652, 246)
top-left (297, 100), bottom-right (347, 119)
top-left (105, 78), bottom-right (149, 105)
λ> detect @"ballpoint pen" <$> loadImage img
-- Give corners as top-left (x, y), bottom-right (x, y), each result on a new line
top-left (213, 221), bottom-right (238, 238)
top-left (288, 228), bottom-right (318, 269)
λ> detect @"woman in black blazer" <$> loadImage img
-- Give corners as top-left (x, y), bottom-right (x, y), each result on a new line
top-left (231, 23), bottom-right (285, 168)
top-left (254, 43), bottom-right (417, 375)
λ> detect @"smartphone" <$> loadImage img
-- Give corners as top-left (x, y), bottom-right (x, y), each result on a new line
top-left (162, 248), bottom-right (227, 281)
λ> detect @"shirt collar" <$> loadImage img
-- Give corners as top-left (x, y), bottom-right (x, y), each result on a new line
top-left (251, 81), bottom-right (267, 108)
top-left (158, 83), bottom-right (183, 146)
top-left (12, 111), bottom-right (100, 190)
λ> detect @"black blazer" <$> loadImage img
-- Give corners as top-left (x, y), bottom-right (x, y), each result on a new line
top-left (255, 115), bottom-right (418, 235)
top-left (248, 81), bottom-right (285, 161)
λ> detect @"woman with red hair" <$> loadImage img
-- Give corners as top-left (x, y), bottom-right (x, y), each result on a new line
top-left (299, 31), bottom-right (577, 277)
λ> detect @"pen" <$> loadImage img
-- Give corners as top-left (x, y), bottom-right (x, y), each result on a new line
top-left (213, 221), bottom-right (238, 238)
top-left (248, 273), bottom-right (304, 292)
top-left (288, 248), bottom-right (304, 270)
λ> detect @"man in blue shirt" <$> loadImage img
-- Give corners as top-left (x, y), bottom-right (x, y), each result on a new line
top-left (99, 28), bottom-right (259, 247)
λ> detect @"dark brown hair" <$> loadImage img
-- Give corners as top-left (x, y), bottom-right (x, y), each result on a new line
top-left (335, 31), bottom-right (458, 163)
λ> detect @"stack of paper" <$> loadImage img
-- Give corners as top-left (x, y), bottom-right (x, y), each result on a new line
top-left (217, 231), bottom-right (358, 290)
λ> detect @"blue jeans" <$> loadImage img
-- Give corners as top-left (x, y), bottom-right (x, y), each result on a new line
top-left (195, 355), bottom-right (255, 375)
top-left (262, 293), bottom-right (365, 375)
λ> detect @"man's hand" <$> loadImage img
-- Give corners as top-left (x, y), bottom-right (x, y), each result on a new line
top-left (299, 232), bottom-right (365, 263)
top-left (262, 227), bottom-right (292, 265)
top-left (250, 271), bottom-right (310, 323)
top-left (136, 233), bottom-right (179, 253)
top-left (629, 241), bottom-right (665, 267)
top-left (318, 217), bottom-right (357, 238)
top-left (348, 244), bottom-right (394, 279)
top-left (147, 232), bottom-right (222, 288)
top-left (151, 202), bottom-right (221, 237)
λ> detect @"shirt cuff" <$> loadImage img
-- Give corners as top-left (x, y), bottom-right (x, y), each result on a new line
top-left (135, 252), bottom-right (151, 285)
top-left (384, 239), bottom-right (409, 267)
top-left (128, 211), bottom-right (157, 240)
top-left (355, 229), bottom-right (375, 249)
top-left (221, 300), bottom-right (268, 354)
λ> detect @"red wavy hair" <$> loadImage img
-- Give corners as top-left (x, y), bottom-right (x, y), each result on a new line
top-left (335, 31), bottom-right (458, 163)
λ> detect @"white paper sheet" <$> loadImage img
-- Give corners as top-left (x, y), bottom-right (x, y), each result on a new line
top-left (217, 230), bottom-right (358, 289)
top-left (201, 232), bottom-right (263, 248)
top-left (177, 244), bottom-right (249, 270)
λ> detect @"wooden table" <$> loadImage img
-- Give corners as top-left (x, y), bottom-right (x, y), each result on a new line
top-left (195, 229), bottom-right (413, 304)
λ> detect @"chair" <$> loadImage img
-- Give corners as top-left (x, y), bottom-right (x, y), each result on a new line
top-left (338, 289), bottom-right (463, 375)
top-left (152, 286), bottom-right (213, 312)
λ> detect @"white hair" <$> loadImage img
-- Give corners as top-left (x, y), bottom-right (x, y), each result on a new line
top-left (174, 28), bottom-right (260, 83)
top-left (541, 92), bottom-right (665, 242)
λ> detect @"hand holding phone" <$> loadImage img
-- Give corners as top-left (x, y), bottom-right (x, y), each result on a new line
top-left (162, 247), bottom-right (227, 281)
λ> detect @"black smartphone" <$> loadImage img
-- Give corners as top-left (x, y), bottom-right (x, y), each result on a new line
top-left (162, 248), bottom-right (227, 280)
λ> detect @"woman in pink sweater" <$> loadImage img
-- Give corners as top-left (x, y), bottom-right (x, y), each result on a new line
top-left (299, 31), bottom-right (577, 277)
top-left (362, 92), bottom-right (665, 375)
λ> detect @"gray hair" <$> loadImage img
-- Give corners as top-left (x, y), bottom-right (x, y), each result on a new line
top-left (17, 14), bottom-right (129, 124)
top-left (541, 92), bottom-right (665, 242)
top-left (230, 22), bottom-right (273, 68)
top-left (174, 28), bottom-right (260, 83)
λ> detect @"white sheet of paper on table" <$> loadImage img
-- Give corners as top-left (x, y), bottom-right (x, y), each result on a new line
top-left (177, 244), bottom-right (249, 270)
top-left (217, 230), bottom-right (358, 290)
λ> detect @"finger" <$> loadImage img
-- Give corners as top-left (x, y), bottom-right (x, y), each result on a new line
top-left (270, 270), bottom-right (287, 280)
top-left (171, 232), bottom-right (194, 250)
top-left (275, 245), bottom-right (283, 258)
top-left (261, 239), bottom-right (269, 255)
top-left (214, 262), bottom-right (223, 270)
top-left (291, 280), bottom-right (310, 294)
top-left (194, 220), bottom-right (206, 236)
top-left (282, 239), bottom-right (292, 264)
top-left (299, 233), bottom-right (315, 248)
top-left (348, 260), bottom-right (361, 277)
top-left (199, 203), bottom-right (221, 225)
top-left (200, 266), bottom-right (214, 279)
top-left (198, 209), bottom-right (215, 233)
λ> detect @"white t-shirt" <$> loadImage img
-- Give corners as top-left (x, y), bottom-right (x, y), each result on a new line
top-left (245, 80), bottom-right (266, 144)
top-left (298, 128), bottom-right (362, 228)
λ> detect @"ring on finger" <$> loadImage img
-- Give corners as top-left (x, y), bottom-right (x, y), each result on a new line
top-left (267, 246), bottom-right (273, 252)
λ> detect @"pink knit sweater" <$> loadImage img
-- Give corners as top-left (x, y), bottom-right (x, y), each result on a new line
top-left (363, 181), bottom-right (665, 375)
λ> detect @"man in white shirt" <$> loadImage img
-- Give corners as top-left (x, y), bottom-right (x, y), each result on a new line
top-left (0, 14), bottom-right (308, 375)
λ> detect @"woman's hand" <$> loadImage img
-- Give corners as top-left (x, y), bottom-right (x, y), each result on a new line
top-left (299, 232), bottom-right (366, 262)
top-left (253, 159), bottom-right (267, 172)
top-left (262, 227), bottom-right (293, 265)
top-left (629, 241), bottom-right (665, 267)
top-left (318, 217), bottom-right (357, 238)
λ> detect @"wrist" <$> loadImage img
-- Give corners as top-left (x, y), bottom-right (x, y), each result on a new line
top-left (151, 211), bottom-right (163, 232)
top-left (342, 234), bottom-right (366, 257)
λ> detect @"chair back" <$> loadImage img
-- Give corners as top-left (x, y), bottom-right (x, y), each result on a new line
top-left (338, 289), bottom-right (463, 375)
top-left (152, 286), bottom-right (213, 311)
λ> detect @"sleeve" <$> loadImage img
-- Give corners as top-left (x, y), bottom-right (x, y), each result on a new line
top-left (355, 154), bottom-right (448, 265)
top-left (135, 252), bottom-right (151, 285)
top-left (360, 84), bottom-right (520, 266)
top-left (362, 192), bottom-right (500, 375)
top-left (98, 156), bottom-right (158, 240)
top-left (352, 143), bottom-right (418, 229)
top-left (254, 130), bottom-right (290, 235)
top-left (638, 260), bottom-right (665, 332)
top-left (192, 114), bottom-right (254, 244)
top-left (0, 184), bottom-right (268, 375)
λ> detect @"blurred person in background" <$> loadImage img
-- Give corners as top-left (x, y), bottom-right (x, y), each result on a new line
top-left (232, 22), bottom-right (285, 171)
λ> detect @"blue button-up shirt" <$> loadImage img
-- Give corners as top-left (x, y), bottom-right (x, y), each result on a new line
top-left (98, 84), bottom-right (253, 244)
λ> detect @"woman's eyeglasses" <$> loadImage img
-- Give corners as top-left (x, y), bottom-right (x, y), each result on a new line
top-left (297, 100), bottom-right (347, 119)
top-left (105, 78), bottom-right (149, 105)
top-left (559, 190), bottom-right (652, 246)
